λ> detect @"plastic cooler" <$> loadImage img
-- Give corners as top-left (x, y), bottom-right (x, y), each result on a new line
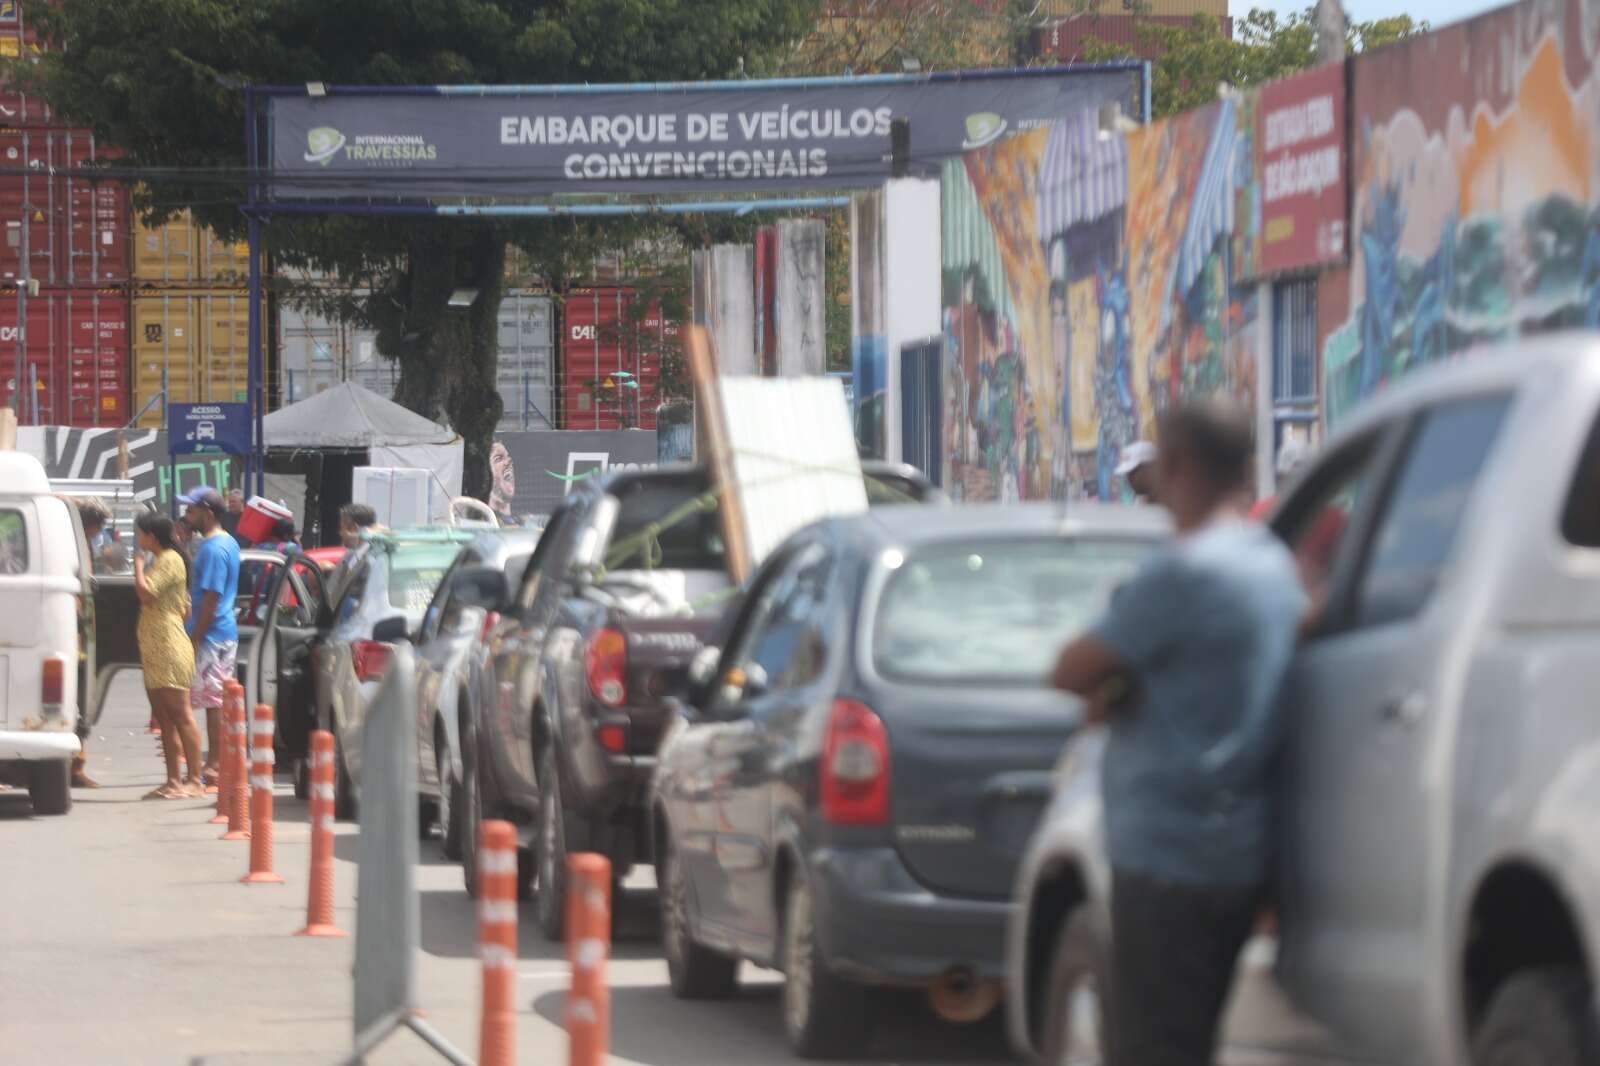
top-left (238, 497), bottom-right (292, 542)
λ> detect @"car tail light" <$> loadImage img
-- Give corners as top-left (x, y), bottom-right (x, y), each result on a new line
top-left (585, 628), bottom-right (627, 708)
top-left (41, 656), bottom-right (65, 714)
top-left (352, 639), bottom-right (393, 683)
top-left (820, 699), bottom-right (890, 826)
top-left (597, 722), bottom-right (628, 753)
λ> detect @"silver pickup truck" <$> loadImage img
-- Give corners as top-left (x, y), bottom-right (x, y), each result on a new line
top-left (1009, 333), bottom-right (1600, 1066)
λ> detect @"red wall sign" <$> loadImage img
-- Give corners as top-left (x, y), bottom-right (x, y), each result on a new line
top-left (1257, 62), bottom-right (1347, 276)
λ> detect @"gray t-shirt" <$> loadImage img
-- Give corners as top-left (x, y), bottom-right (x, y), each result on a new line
top-left (1092, 519), bottom-right (1305, 888)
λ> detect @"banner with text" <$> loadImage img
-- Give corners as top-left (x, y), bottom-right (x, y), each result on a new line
top-left (267, 69), bottom-right (1139, 199)
top-left (1240, 62), bottom-right (1348, 279)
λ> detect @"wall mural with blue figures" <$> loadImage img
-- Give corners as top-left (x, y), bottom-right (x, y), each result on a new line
top-left (1323, 0), bottom-right (1600, 424)
top-left (939, 101), bottom-right (1258, 503)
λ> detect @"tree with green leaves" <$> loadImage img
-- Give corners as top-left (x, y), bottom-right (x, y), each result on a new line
top-left (13, 0), bottom-right (819, 494)
top-left (1078, 6), bottom-right (1426, 118)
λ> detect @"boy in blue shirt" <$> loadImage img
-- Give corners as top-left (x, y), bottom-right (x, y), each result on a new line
top-left (179, 487), bottom-right (241, 786)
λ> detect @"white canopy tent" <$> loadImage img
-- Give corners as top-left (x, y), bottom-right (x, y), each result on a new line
top-left (263, 382), bottom-right (464, 524)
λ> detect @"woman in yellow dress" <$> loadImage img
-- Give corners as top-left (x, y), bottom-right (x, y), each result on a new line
top-left (134, 512), bottom-right (204, 799)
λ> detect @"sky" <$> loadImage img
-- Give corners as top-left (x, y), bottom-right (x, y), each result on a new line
top-left (1229, 0), bottom-right (1506, 24)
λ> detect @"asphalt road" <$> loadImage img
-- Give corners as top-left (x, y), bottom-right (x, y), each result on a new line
top-left (0, 675), bottom-right (1016, 1066)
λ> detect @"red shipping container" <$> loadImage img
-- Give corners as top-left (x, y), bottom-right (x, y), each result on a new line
top-left (0, 286), bottom-right (129, 427)
top-left (0, 20), bottom-right (53, 126)
top-left (559, 286), bottom-right (674, 431)
top-left (0, 128), bottom-right (131, 286)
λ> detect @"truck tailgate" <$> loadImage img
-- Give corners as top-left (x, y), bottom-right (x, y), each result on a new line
top-left (617, 615), bottom-right (721, 754)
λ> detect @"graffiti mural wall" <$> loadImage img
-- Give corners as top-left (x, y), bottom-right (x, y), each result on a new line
top-left (940, 101), bottom-right (1259, 502)
top-left (1324, 0), bottom-right (1600, 424)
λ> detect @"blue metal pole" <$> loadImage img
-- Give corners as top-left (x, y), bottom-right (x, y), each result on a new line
top-left (1142, 61), bottom-right (1153, 123)
top-left (245, 86), bottom-right (264, 498)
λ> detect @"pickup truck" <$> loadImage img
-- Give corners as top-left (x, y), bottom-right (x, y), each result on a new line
top-left (450, 460), bottom-right (939, 938)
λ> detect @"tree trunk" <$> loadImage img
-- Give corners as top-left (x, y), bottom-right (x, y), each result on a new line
top-left (386, 223), bottom-right (506, 502)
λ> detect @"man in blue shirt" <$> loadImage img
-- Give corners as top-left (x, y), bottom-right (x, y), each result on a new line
top-left (180, 487), bottom-right (241, 785)
top-left (1053, 401), bottom-right (1306, 1066)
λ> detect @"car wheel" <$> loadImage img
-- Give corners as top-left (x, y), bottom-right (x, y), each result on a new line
top-left (1472, 967), bottom-right (1600, 1066)
top-left (29, 759), bottom-right (72, 816)
top-left (1039, 908), bottom-right (1112, 1066)
top-left (437, 745), bottom-right (465, 862)
top-left (535, 746), bottom-right (568, 941)
top-left (660, 834), bottom-right (739, 999)
top-left (782, 872), bottom-right (874, 1059)
top-left (332, 732), bottom-right (357, 822)
top-left (460, 733), bottom-right (483, 899)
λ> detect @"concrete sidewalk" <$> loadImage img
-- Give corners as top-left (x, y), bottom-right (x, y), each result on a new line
top-left (0, 674), bottom-right (1016, 1066)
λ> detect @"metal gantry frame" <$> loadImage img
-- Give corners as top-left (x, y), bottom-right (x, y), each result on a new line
top-left (236, 62), bottom-right (1152, 497)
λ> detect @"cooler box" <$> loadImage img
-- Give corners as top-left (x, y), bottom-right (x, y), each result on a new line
top-left (239, 496), bottom-right (293, 542)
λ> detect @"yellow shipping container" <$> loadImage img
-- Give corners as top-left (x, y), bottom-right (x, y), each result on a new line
top-left (133, 210), bottom-right (252, 286)
top-left (1036, 0), bottom-right (1225, 18)
top-left (132, 290), bottom-right (260, 428)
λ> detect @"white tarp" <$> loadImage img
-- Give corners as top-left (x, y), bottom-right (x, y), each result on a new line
top-left (718, 375), bottom-right (867, 567)
top-left (263, 381), bottom-right (457, 449)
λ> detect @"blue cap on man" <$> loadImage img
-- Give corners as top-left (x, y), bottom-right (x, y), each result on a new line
top-left (177, 486), bottom-right (228, 515)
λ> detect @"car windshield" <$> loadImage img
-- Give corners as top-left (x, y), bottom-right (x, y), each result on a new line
top-left (387, 544), bottom-right (465, 619)
top-left (872, 536), bottom-right (1152, 686)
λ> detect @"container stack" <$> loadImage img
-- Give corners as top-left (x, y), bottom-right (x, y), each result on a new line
top-left (0, 14), bottom-right (133, 428)
top-left (130, 210), bottom-right (257, 428)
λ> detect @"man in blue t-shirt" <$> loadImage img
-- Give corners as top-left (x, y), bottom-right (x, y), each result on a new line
top-left (179, 487), bottom-right (241, 785)
top-left (1053, 401), bottom-right (1306, 1066)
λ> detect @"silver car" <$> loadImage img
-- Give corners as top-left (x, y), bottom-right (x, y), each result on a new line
top-left (1008, 333), bottom-right (1600, 1066)
top-left (315, 529), bottom-right (475, 819)
top-left (410, 528), bottom-right (539, 861)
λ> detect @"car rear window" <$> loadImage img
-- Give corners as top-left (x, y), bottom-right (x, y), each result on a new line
top-left (388, 546), bottom-right (464, 617)
top-left (872, 537), bottom-right (1152, 685)
top-left (607, 475), bottom-right (725, 571)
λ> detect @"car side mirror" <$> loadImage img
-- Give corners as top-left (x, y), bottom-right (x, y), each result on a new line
top-left (451, 565), bottom-right (511, 611)
top-left (372, 615), bottom-right (411, 644)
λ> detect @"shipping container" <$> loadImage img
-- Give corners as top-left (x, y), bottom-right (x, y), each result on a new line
top-left (559, 286), bottom-right (675, 431)
top-left (132, 289), bottom-right (257, 428)
top-left (1029, 12), bottom-right (1232, 62)
top-left (0, 22), bottom-right (53, 126)
top-left (0, 128), bottom-right (132, 286)
top-left (134, 209), bottom-right (250, 286)
top-left (496, 289), bottom-right (555, 431)
top-left (0, 286), bottom-right (129, 427)
top-left (276, 289), bottom-right (383, 406)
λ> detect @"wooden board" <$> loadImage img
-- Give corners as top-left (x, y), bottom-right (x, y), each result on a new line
top-left (683, 324), bottom-right (753, 584)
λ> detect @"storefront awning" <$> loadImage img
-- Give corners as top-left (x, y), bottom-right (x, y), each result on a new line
top-left (1036, 108), bottom-right (1129, 244)
top-left (941, 158), bottom-right (1016, 327)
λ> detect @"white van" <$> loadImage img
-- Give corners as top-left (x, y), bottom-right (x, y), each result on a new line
top-left (0, 450), bottom-right (91, 815)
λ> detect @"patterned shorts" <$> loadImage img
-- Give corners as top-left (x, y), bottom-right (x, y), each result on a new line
top-left (191, 639), bottom-right (239, 711)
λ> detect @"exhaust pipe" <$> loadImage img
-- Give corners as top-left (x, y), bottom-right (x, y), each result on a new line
top-left (928, 966), bottom-right (1002, 1024)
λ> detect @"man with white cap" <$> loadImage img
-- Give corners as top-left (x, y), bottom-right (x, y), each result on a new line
top-left (1115, 440), bottom-right (1159, 503)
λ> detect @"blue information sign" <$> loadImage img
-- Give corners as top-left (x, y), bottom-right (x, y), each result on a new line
top-left (168, 402), bottom-right (251, 456)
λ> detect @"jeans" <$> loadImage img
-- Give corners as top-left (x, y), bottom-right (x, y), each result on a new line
top-left (1110, 869), bottom-right (1260, 1066)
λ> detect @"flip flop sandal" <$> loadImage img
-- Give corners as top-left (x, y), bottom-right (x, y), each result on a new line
top-left (142, 785), bottom-right (182, 801)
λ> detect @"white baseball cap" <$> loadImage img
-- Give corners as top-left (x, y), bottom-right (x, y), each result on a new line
top-left (1114, 441), bottom-right (1158, 477)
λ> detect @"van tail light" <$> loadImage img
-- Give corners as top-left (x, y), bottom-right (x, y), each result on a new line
top-left (585, 627), bottom-right (628, 708)
top-left (480, 610), bottom-right (500, 643)
top-left (820, 699), bottom-right (890, 826)
top-left (352, 640), bottom-right (393, 683)
top-left (41, 656), bottom-right (65, 715)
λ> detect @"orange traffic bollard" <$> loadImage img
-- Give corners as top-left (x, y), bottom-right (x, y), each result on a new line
top-left (566, 853), bottom-right (611, 1066)
top-left (478, 820), bottom-right (518, 1066)
top-left (242, 703), bottom-right (283, 884)
top-left (295, 731), bottom-right (346, 937)
top-left (220, 684), bottom-right (250, 841)
top-left (210, 685), bottom-right (241, 825)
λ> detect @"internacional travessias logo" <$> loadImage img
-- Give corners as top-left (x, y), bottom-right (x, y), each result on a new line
top-left (304, 125), bottom-right (439, 167)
